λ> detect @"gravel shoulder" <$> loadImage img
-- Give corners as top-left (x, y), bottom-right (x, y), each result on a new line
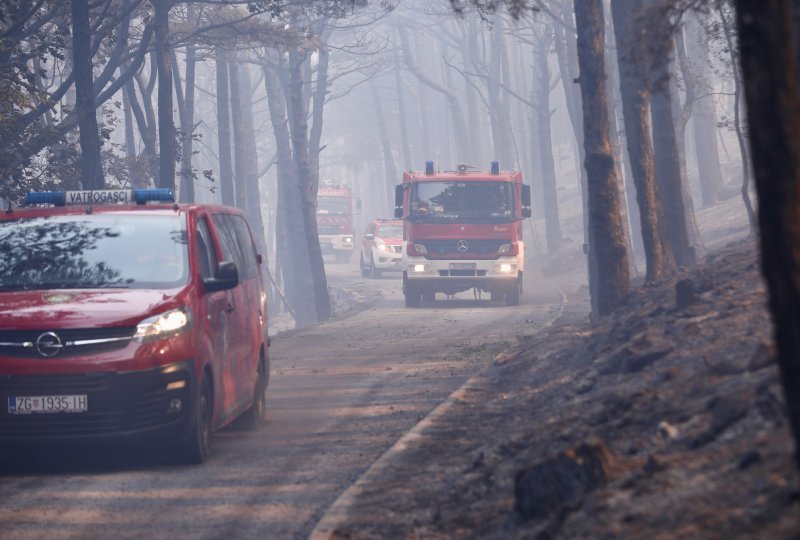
top-left (312, 207), bottom-right (800, 538)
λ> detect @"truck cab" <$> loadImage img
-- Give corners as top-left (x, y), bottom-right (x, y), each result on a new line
top-left (394, 162), bottom-right (531, 307)
top-left (317, 184), bottom-right (356, 263)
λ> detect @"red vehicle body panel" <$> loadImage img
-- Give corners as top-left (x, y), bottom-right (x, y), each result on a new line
top-left (0, 203), bottom-right (268, 449)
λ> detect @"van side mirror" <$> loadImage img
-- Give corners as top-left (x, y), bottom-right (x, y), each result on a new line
top-left (204, 260), bottom-right (239, 293)
top-left (365, 233), bottom-right (374, 241)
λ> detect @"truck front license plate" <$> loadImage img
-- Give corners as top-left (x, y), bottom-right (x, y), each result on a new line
top-left (8, 395), bottom-right (88, 415)
top-left (449, 263), bottom-right (476, 271)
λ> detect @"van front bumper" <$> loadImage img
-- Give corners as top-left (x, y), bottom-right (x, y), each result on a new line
top-left (0, 360), bottom-right (196, 445)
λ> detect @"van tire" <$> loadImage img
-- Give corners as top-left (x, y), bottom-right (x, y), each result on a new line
top-left (241, 360), bottom-right (268, 430)
top-left (368, 255), bottom-right (382, 279)
top-left (179, 375), bottom-right (212, 464)
top-left (360, 253), bottom-right (369, 277)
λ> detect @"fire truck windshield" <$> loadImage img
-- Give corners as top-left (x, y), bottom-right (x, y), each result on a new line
top-left (410, 181), bottom-right (515, 224)
top-left (0, 214), bottom-right (189, 291)
top-left (318, 196), bottom-right (350, 215)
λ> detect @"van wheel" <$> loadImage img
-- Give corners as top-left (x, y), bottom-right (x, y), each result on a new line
top-left (360, 253), bottom-right (369, 277)
top-left (179, 375), bottom-right (212, 464)
top-left (241, 361), bottom-right (268, 430)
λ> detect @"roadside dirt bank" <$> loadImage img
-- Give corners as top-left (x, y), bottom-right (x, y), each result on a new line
top-left (313, 238), bottom-right (800, 539)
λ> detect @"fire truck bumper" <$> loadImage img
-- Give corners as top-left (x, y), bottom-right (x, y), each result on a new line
top-left (403, 256), bottom-right (519, 294)
top-left (319, 234), bottom-right (355, 253)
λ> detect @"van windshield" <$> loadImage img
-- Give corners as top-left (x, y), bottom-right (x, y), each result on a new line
top-left (0, 214), bottom-right (189, 291)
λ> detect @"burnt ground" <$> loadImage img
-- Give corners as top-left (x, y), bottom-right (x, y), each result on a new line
top-left (313, 223), bottom-right (800, 537)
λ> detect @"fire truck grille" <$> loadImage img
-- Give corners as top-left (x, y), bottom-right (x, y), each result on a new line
top-left (421, 239), bottom-right (507, 259)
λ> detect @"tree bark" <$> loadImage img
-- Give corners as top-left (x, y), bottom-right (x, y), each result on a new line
top-left (215, 48), bottom-right (235, 206)
top-left (172, 44), bottom-right (195, 203)
top-left (371, 79), bottom-right (399, 211)
top-left (734, 0), bottom-right (800, 472)
top-left (533, 28), bottom-right (564, 254)
top-left (574, 0), bottom-right (630, 315)
top-left (611, 0), bottom-right (674, 283)
top-left (287, 48), bottom-right (331, 323)
top-left (153, 0), bottom-right (174, 190)
top-left (229, 58), bottom-right (246, 210)
top-left (71, 0), bottom-right (105, 189)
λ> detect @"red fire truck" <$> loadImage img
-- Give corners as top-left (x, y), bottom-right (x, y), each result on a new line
top-left (394, 162), bottom-right (531, 307)
top-left (317, 184), bottom-right (355, 263)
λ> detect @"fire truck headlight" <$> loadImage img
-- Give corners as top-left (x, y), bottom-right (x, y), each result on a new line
top-left (497, 263), bottom-right (515, 273)
top-left (412, 264), bottom-right (428, 273)
top-left (344, 236), bottom-right (353, 243)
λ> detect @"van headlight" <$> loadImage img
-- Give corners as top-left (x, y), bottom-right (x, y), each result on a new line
top-left (134, 308), bottom-right (191, 342)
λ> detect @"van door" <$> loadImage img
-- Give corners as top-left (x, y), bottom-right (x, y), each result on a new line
top-left (210, 214), bottom-right (255, 416)
top-left (195, 215), bottom-right (237, 423)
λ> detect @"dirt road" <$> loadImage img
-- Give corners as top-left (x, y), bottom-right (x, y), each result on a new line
top-left (0, 261), bottom-right (563, 539)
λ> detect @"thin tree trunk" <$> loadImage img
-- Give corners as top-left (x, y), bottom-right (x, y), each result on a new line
top-left (574, 0), bottom-right (630, 315)
top-left (394, 52), bottom-right (413, 170)
top-left (734, 0), bottom-right (800, 472)
top-left (215, 48), bottom-right (234, 206)
top-left (371, 79), bottom-right (399, 211)
top-left (229, 58), bottom-right (246, 210)
top-left (154, 0), bottom-right (174, 190)
top-left (71, 0), bottom-right (105, 189)
top-left (287, 48), bottom-right (331, 323)
top-left (172, 44), bottom-right (195, 203)
top-left (611, 0), bottom-right (673, 283)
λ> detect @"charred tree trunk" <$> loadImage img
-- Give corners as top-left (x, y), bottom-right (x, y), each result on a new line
top-left (153, 0), bottom-right (174, 190)
top-left (229, 58), bottom-right (246, 210)
top-left (287, 48), bottom-right (331, 323)
top-left (394, 52), bottom-right (413, 171)
top-left (71, 0), bottom-right (105, 189)
top-left (574, 0), bottom-right (630, 315)
top-left (215, 48), bottom-right (234, 206)
top-left (611, 0), bottom-right (674, 283)
top-left (650, 37), bottom-right (698, 268)
top-left (264, 60), bottom-right (311, 325)
top-left (734, 0), bottom-right (800, 472)
top-left (371, 79), bottom-right (399, 211)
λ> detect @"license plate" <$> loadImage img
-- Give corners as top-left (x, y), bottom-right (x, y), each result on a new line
top-left (449, 263), bottom-right (476, 271)
top-left (8, 395), bottom-right (88, 415)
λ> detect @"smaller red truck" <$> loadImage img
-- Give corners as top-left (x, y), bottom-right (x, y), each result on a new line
top-left (316, 184), bottom-right (356, 263)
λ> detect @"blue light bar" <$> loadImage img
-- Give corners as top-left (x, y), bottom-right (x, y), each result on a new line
top-left (132, 188), bottom-right (175, 204)
top-left (425, 161), bottom-right (435, 175)
top-left (490, 161), bottom-right (500, 175)
top-left (25, 191), bottom-right (67, 206)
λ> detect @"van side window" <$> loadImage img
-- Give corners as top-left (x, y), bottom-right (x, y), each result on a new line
top-left (212, 214), bottom-right (257, 280)
top-left (196, 217), bottom-right (218, 279)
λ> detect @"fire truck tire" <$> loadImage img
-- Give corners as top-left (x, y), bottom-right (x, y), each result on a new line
top-left (178, 375), bottom-right (212, 464)
top-left (423, 291), bottom-right (435, 303)
top-left (505, 281), bottom-right (521, 306)
top-left (490, 291), bottom-right (502, 302)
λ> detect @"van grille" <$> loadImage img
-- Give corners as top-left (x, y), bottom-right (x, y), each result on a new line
top-left (0, 327), bottom-right (135, 358)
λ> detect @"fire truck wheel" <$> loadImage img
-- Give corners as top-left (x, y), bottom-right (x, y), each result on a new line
top-left (505, 283), bottom-right (521, 306)
top-left (178, 375), bottom-right (212, 464)
top-left (423, 291), bottom-right (435, 303)
top-left (490, 291), bottom-right (503, 302)
top-left (368, 255), bottom-right (382, 279)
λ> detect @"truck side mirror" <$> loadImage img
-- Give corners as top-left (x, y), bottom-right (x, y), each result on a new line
top-left (394, 185), bottom-right (403, 208)
top-left (522, 207), bottom-right (532, 218)
top-left (521, 185), bottom-right (531, 207)
top-left (394, 207), bottom-right (403, 219)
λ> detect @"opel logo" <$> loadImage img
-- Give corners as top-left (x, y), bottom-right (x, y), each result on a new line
top-left (35, 332), bottom-right (63, 357)
top-left (457, 240), bottom-right (469, 253)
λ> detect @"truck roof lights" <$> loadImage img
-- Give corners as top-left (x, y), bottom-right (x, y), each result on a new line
top-left (491, 161), bottom-right (500, 175)
top-left (425, 161), bottom-right (435, 175)
top-left (24, 188), bottom-right (175, 207)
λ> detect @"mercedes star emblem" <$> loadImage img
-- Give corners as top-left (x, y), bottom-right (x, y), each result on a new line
top-left (457, 240), bottom-right (469, 253)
